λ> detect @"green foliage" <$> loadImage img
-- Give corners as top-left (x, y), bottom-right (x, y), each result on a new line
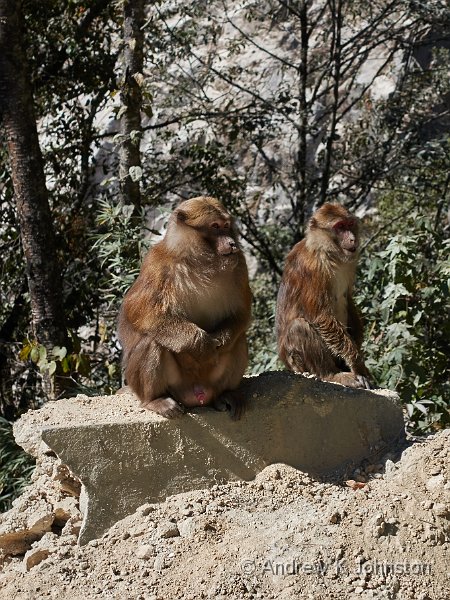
top-left (0, 417), bottom-right (35, 512)
top-left (93, 198), bottom-right (157, 305)
top-left (247, 273), bottom-right (281, 375)
top-left (358, 198), bottom-right (450, 433)
top-left (19, 337), bottom-right (91, 382)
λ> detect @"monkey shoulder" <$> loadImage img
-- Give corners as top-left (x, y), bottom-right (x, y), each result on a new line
top-left (282, 248), bottom-right (317, 288)
top-left (139, 245), bottom-right (188, 292)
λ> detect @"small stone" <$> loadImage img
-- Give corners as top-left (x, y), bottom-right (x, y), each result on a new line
top-left (61, 517), bottom-right (82, 538)
top-left (157, 521), bottom-right (179, 539)
top-left (135, 545), bottom-right (155, 560)
top-left (391, 576), bottom-right (400, 593)
top-left (432, 503), bottom-right (449, 518)
top-left (53, 497), bottom-right (79, 526)
top-left (23, 547), bottom-right (51, 571)
top-left (153, 554), bottom-right (165, 571)
top-left (137, 504), bottom-right (155, 517)
top-left (192, 502), bottom-right (205, 514)
top-left (384, 460), bottom-right (396, 474)
top-left (355, 475), bottom-right (367, 483)
top-left (329, 511), bottom-right (341, 524)
top-left (429, 466), bottom-right (441, 476)
top-left (178, 518), bottom-right (197, 538)
top-left (426, 474), bottom-right (444, 492)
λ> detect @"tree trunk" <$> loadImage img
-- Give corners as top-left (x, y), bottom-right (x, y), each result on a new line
top-left (0, 0), bottom-right (68, 397)
top-left (119, 0), bottom-right (145, 208)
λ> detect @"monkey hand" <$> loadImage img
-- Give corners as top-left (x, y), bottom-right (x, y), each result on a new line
top-left (192, 329), bottom-right (220, 356)
top-left (212, 330), bottom-right (232, 351)
top-left (142, 397), bottom-right (186, 419)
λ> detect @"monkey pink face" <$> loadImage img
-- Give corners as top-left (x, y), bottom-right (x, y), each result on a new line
top-left (332, 219), bottom-right (359, 256)
top-left (209, 219), bottom-right (239, 256)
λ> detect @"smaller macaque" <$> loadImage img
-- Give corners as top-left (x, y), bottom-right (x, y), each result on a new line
top-left (118, 196), bottom-right (252, 418)
top-left (276, 202), bottom-right (371, 389)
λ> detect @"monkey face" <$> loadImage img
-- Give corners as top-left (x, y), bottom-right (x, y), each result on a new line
top-left (173, 196), bottom-right (240, 259)
top-left (332, 220), bottom-right (359, 257)
top-left (307, 204), bottom-right (361, 263)
top-left (214, 232), bottom-right (238, 256)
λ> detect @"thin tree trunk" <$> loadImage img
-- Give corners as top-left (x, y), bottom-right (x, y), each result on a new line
top-left (319, 0), bottom-right (342, 205)
top-left (295, 0), bottom-right (309, 235)
top-left (119, 0), bottom-right (145, 208)
top-left (0, 0), bottom-right (68, 397)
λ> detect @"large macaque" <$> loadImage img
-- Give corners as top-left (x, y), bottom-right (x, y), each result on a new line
top-left (118, 196), bottom-right (252, 418)
top-left (276, 202), bottom-right (371, 389)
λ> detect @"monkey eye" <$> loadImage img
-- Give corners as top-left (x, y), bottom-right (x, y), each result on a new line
top-left (333, 219), bottom-right (356, 231)
top-left (211, 222), bottom-right (220, 229)
top-left (223, 222), bottom-right (230, 229)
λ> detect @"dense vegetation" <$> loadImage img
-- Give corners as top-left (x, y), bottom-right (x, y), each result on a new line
top-left (0, 0), bottom-right (449, 509)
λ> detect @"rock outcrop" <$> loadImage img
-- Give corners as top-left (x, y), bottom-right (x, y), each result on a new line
top-left (11, 372), bottom-right (404, 544)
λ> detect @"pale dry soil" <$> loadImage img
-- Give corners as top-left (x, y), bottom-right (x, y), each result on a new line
top-left (0, 430), bottom-right (449, 600)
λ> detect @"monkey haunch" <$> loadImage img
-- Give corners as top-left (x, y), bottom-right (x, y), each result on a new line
top-left (276, 202), bottom-right (371, 389)
top-left (118, 196), bottom-right (252, 418)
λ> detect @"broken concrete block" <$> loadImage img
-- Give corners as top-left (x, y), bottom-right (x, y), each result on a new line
top-left (23, 532), bottom-right (57, 571)
top-left (0, 530), bottom-right (40, 557)
top-left (0, 498), bottom-right (54, 556)
top-left (26, 506), bottom-right (54, 534)
top-left (13, 371), bottom-right (405, 545)
top-left (23, 546), bottom-right (50, 570)
top-left (53, 497), bottom-right (80, 527)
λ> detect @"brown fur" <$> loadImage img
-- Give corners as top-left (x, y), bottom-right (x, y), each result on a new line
top-left (276, 203), bottom-right (370, 389)
top-left (118, 196), bottom-right (252, 418)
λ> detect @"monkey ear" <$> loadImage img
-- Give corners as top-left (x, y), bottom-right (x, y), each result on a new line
top-left (175, 209), bottom-right (187, 222)
top-left (309, 217), bottom-right (318, 229)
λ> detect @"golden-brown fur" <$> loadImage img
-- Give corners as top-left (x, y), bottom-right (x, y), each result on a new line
top-left (118, 196), bottom-right (252, 418)
top-left (276, 202), bottom-right (370, 389)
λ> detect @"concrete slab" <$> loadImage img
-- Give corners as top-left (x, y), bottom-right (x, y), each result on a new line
top-left (14, 372), bottom-right (405, 544)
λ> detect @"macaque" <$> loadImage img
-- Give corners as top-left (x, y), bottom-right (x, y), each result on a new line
top-left (276, 202), bottom-right (371, 389)
top-left (118, 196), bottom-right (252, 418)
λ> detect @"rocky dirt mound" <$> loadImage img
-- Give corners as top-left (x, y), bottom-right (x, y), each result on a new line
top-left (0, 430), bottom-right (449, 600)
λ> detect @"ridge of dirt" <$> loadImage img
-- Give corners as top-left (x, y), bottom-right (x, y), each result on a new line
top-left (0, 430), bottom-right (449, 600)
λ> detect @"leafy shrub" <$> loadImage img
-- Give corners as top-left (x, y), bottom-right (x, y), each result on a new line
top-left (358, 204), bottom-right (450, 433)
top-left (247, 273), bottom-right (281, 375)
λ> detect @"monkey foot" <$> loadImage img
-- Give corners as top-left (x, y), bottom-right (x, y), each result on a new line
top-left (327, 372), bottom-right (370, 389)
top-left (142, 397), bottom-right (186, 419)
top-left (213, 392), bottom-right (246, 421)
top-left (355, 374), bottom-right (371, 390)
